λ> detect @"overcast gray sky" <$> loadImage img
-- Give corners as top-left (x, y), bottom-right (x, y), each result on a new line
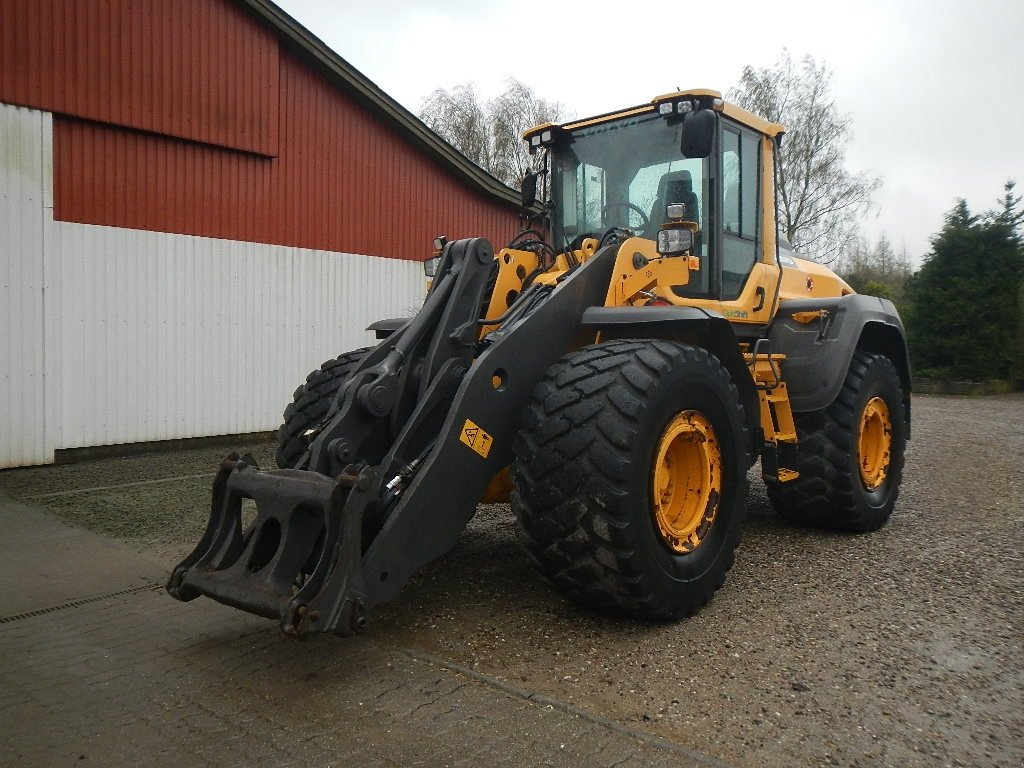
top-left (275, 0), bottom-right (1023, 264)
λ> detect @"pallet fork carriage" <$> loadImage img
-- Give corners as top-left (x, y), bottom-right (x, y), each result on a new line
top-left (169, 89), bottom-right (910, 637)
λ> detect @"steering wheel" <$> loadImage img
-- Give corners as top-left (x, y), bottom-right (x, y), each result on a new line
top-left (601, 201), bottom-right (650, 230)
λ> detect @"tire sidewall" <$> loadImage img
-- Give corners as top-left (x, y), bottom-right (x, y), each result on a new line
top-left (622, 350), bottom-right (748, 590)
top-left (849, 359), bottom-right (906, 513)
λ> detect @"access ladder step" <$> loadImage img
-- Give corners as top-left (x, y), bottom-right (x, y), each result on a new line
top-left (746, 344), bottom-right (800, 483)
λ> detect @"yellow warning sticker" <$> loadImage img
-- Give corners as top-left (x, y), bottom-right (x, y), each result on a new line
top-left (460, 418), bottom-right (494, 459)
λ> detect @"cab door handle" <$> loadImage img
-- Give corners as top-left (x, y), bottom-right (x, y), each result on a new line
top-left (753, 286), bottom-right (766, 312)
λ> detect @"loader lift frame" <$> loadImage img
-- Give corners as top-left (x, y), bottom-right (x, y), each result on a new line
top-left (169, 238), bottom-right (622, 637)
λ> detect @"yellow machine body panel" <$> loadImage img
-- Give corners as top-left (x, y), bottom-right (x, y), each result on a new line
top-left (777, 254), bottom-right (855, 302)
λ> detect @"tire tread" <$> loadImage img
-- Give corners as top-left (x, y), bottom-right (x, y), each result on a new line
top-left (765, 351), bottom-right (905, 532)
top-left (274, 348), bottom-right (370, 468)
top-left (511, 339), bottom-right (748, 619)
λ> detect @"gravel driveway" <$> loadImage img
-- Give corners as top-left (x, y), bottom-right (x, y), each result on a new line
top-left (2, 392), bottom-right (1021, 767)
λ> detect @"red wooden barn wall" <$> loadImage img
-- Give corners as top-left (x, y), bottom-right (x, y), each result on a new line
top-left (0, 0), bottom-right (279, 156)
top-left (0, 0), bottom-right (520, 260)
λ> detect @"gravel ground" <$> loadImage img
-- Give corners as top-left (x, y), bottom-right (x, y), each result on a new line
top-left (2, 393), bottom-right (1021, 767)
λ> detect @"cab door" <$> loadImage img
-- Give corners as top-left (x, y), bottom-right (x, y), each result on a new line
top-left (678, 121), bottom-right (779, 326)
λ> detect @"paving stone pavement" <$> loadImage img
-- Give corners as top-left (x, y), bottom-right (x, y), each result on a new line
top-left (0, 491), bottom-right (725, 768)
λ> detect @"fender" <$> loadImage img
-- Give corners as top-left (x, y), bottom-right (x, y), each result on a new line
top-left (366, 318), bottom-right (406, 339)
top-left (581, 306), bottom-right (762, 466)
top-left (769, 295), bottom-right (912, 426)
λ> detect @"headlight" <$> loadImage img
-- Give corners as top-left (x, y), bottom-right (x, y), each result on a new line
top-left (657, 228), bottom-right (694, 256)
top-left (423, 256), bottom-right (441, 277)
top-left (658, 99), bottom-right (695, 117)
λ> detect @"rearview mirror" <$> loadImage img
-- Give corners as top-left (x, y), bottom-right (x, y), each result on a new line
top-left (521, 171), bottom-right (538, 209)
top-left (680, 109), bottom-right (716, 158)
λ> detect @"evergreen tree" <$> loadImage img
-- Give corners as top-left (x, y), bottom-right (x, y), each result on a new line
top-left (905, 183), bottom-right (1024, 381)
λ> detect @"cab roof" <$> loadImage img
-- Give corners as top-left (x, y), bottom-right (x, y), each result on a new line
top-left (524, 88), bottom-right (785, 142)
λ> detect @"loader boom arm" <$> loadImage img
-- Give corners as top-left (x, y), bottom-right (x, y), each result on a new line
top-left (168, 239), bottom-right (615, 637)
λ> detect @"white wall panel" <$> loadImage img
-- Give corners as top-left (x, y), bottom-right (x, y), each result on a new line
top-left (0, 104), bottom-right (48, 467)
top-left (43, 221), bottom-right (424, 457)
top-left (1, 102), bottom-right (425, 467)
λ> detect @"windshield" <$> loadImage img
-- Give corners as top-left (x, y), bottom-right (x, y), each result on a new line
top-left (551, 113), bottom-right (710, 257)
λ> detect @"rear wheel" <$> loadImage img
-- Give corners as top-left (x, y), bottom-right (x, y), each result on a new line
top-left (275, 348), bottom-right (370, 468)
top-left (511, 339), bottom-right (750, 619)
top-left (765, 351), bottom-right (906, 532)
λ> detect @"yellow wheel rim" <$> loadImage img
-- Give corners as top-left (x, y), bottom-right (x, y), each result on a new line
top-left (858, 396), bottom-right (892, 491)
top-left (652, 411), bottom-right (722, 554)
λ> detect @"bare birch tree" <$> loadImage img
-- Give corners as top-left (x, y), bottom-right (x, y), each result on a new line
top-left (837, 233), bottom-right (913, 300)
top-left (419, 77), bottom-right (566, 188)
top-left (419, 82), bottom-right (492, 170)
top-left (729, 51), bottom-right (880, 263)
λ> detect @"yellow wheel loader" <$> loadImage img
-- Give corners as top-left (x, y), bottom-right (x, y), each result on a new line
top-left (168, 89), bottom-right (910, 637)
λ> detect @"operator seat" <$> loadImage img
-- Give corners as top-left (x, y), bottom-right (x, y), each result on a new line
top-left (650, 170), bottom-right (708, 298)
top-left (647, 170), bottom-right (700, 233)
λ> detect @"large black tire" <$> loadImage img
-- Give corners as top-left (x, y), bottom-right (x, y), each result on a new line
top-left (765, 351), bottom-right (907, 532)
top-left (511, 339), bottom-right (751, 619)
top-left (275, 348), bottom-right (370, 469)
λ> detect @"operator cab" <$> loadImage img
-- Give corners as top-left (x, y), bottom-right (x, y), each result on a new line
top-left (524, 90), bottom-right (785, 323)
top-left (541, 111), bottom-right (711, 294)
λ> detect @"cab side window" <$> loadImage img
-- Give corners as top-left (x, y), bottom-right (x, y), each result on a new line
top-left (721, 127), bottom-right (760, 300)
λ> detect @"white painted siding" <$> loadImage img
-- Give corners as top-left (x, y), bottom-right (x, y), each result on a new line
top-left (0, 105), bottom-right (48, 467)
top-left (0, 103), bottom-right (424, 468)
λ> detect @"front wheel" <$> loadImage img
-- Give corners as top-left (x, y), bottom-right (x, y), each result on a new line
top-left (511, 340), bottom-right (750, 619)
top-left (275, 348), bottom-right (370, 468)
top-left (765, 351), bottom-right (907, 532)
